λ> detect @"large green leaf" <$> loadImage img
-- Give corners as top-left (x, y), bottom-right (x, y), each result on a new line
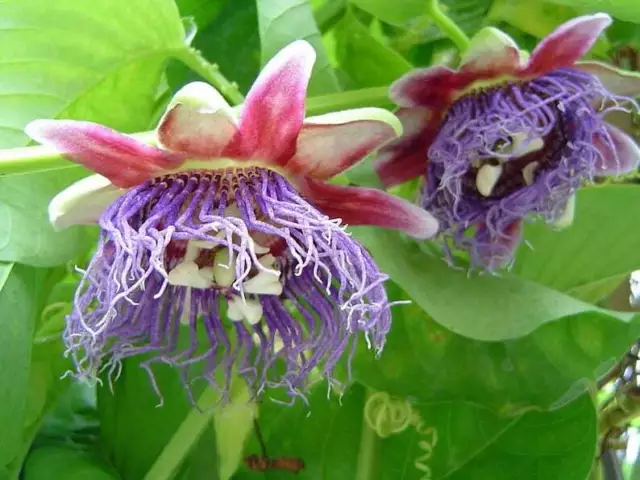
top-left (515, 185), bottom-right (640, 297)
top-left (334, 11), bottom-right (412, 88)
top-left (379, 394), bottom-right (596, 479)
top-left (353, 283), bottom-right (638, 412)
top-left (236, 383), bottom-right (596, 479)
top-left (98, 359), bottom-right (199, 480)
top-left (175, 0), bottom-right (228, 30)
top-left (348, 0), bottom-right (426, 26)
top-left (351, 227), bottom-right (633, 341)
top-left (0, 264), bottom-right (44, 473)
top-left (545, 0), bottom-right (640, 23)
top-left (256, 0), bottom-right (341, 95)
top-left (0, 0), bottom-right (187, 266)
top-left (22, 446), bottom-right (119, 480)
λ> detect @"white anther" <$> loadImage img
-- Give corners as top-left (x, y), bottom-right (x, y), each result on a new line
top-left (253, 242), bottom-right (270, 254)
top-left (243, 270), bottom-right (283, 295)
top-left (258, 254), bottom-right (277, 269)
top-left (167, 262), bottom-right (212, 289)
top-left (551, 194), bottom-right (576, 229)
top-left (227, 296), bottom-right (263, 325)
top-left (522, 161), bottom-right (540, 186)
top-left (213, 248), bottom-right (235, 287)
top-left (510, 133), bottom-right (544, 157)
top-left (198, 266), bottom-right (215, 283)
top-left (191, 240), bottom-right (218, 249)
top-left (184, 241), bottom-right (201, 262)
top-left (476, 164), bottom-right (503, 197)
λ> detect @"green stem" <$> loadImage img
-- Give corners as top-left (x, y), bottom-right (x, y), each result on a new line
top-left (173, 48), bottom-right (245, 106)
top-left (425, 0), bottom-right (470, 52)
top-left (143, 387), bottom-right (220, 480)
top-left (0, 87), bottom-right (393, 177)
top-left (355, 390), bottom-right (378, 480)
top-left (0, 131), bottom-right (155, 177)
top-left (306, 86), bottom-right (392, 115)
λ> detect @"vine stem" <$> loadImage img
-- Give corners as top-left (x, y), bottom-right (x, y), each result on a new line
top-left (142, 387), bottom-right (220, 480)
top-left (425, 0), bottom-right (470, 53)
top-left (0, 87), bottom-right (391, 177)
top-left (173, 48), bottom-right (245, 106)
top-left (355, 389), bottom-right (379, 480)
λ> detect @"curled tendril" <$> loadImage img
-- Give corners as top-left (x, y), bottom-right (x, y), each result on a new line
top-left (364, 391), bottom-right (438, 479)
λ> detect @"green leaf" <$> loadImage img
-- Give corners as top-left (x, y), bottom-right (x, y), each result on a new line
top-left (98, 359), bottom-right (198, 480)
top-left (0, 0), bottom-right (188, 266)
top-left (351, 227), bottom-right (632, 341)
top-left (487, 0), bottom-right (610, 56)
top-left (545, 0), bottom-right (640, 23)
top-left (515, 185), bottom-right (640, 297)
top-left (353, 283), bottom-right (638, 412)
top-left (256, 0), bottom-right (341, 95)
top-left (167, 0), bottom-right (261, 94)
top-left (379, 394), bottom-right (596, 479)
top-left (0, 263), bottom-right (47, 472)
top-left (348, 0), bottom-right (426, 26)
top-left (22, 446), bottom-right (119, 480)
top-left (175, 0), bottom-right (228, 30)
top-left (237, 384), bottom-right (595, 480)
top-left (239, 383), bottom-right (366, 479)
top-left (334, 11), bottom-right (412, 88)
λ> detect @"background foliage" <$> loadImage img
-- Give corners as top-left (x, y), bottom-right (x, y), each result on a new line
top-left (1, 0), bottom-right (640, 479)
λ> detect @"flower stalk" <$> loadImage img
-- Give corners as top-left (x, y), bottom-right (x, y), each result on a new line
top-left (425, 0), bottom-right (470, 53)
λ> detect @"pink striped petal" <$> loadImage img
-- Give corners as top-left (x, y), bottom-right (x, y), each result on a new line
top-left (460, 27), bottom-right (524, 76)
top-left (26, 120), bottom-right (184, 188)
top-left (223, 40), bottom-right (316, 164)
top-left (374, 108), bottom-right (437, 187)
top-left (390, 66), bottom-right (462, 110)
top-left (576, 61), bottom-right (640, 96)
top-left (594, 123), bottom-right (640, 175)
top-left (157, 103), bottom-right (237, 157)
top-left (526, 13), bottom-right (612, 76)
top-left (286, 108), bottom-right (401, 179)
top-left (300, 178), bottom-right (439, 239)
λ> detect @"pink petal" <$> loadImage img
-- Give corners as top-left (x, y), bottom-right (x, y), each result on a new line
top-left (459, 27), bottom-right (524, 76)
top-left (300, 178), bottom-right (439, 239)
top-left (157, 103), bottom-right (237, 157)
top-left (223, 40), bottom-right (316, 164)
top-left (374, 108), bottom-right (437, 187)
top-left (594, 123), bottom-right (640, 175)
top-left (286, 108), bottom-right (401, 179)
top-left (526, 13), bottom-right (612, 76)
top-left (390, 66), bottom-right (462, 110)
top-left (576, 61), bottom-right (640, 96)
top-left (26, 120), bottom-right (184, 188)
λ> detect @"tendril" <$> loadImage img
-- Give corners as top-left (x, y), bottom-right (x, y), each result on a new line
top-left (364, 391), bottom-right (438, 479)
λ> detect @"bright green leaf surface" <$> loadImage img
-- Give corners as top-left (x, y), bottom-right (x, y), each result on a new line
top-left (352, 227), bottom-right (633, 341)
top-left (0, 0), bottom-right (187, 266)
top-left (349, 0), bottom-right (426, 26)
top-left (257, 0), bottom-right (341, 95)
top-left (515, 185), bottom-right (640, 295)
top-left (0, 264), bottom-right (41, 471)
top-left (236, 383), bottom-right (595, 480)
top-left (353, 284), bottom-right (639, 412)
top-left (334, 11), bottom-right (412, 88)
top-left (22, 446), bottom-right (119, 480)
top-left (98, 359), bottom-right (198, 480)
top-left (546, 0), bottom-right (640, 23)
